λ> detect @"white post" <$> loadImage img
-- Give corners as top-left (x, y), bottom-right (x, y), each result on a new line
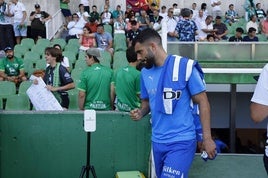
top-left (161, 19), bottom-right (167, 52)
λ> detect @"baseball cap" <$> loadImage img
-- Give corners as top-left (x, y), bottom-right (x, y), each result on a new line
top-left (35, 4), bottom-right (40, 8)
top-left (4, 46), bottom-right (13, 52)
top-left (86, 48), bottom-right (101, 58)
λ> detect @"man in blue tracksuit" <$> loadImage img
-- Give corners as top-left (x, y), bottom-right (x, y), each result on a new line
top-left (130, 28), bottom-right (216, 178)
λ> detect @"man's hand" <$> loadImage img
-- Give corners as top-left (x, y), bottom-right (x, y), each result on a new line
top-left (130, 108), bottom-right (143, 121)
top-left (202, 138), bottom-right (217, 159)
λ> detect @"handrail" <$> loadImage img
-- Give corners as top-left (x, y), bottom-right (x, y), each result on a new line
top-left (45, 10), bottom-right (64, 40)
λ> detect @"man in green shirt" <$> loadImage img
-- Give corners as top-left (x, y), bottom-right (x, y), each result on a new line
top-left (111, 46), bottom-right (141, 112)
top-left (0, 46), bottom-right (27, 84)
top-left (60, 0), bottom-right (72, 23)
top-left (78, 48), bottom-right (113, 110)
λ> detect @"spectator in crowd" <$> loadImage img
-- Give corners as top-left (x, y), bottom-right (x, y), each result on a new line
top-left (111, 46), bottom-right (141, 111)
top-left (12, 0), bottom-right (27, 45)
top-left (165, 7), bottom-right (179, 41)
top-left (191, 2), bottom-right (198, 20)
top-left (78, 48), bottom-right (113, 110)
top-left (126, 20), bottom-right (141, 47)
top-left (89, 23), bottom-right (113, 55)
top-left (159, 5), bottom-right (167, 19)
top-left (255, 3), bottom-right (266, 22)
top-left (100, 4), bottom-right (113, 25)
top-left (101, 0), bottom-right (113, 13)
top-left (150, 9), bottom-right (163, 31)
top-left (40, 47), bottom-right (75, 109)
top-left (76, 3), bottom-right (90, 21)
top-left (85, 17), bottom-right (98, 33)
top-left (126, 15), bottom-right (138, 31)
top-left (195, 9), bottom-right (206, 41)
top-left (79, 26), bottom-right (96, 51)
top-left (198, 15), bottom-right (217, 41)
top-left (229, 27), bottom-right (244, 42)
top-left (125, 4), bottom-right (135, 20)
top-left (0, 0), bottom-right (14, 50)
top-left (201, 3), bottom-right (208, 17)
top-left (261, 12), bottom-right (268, 37)
top-left (211, 0), bottom-right (222, 19)
top-left (0, 46), bottom-right (27, 84)
top-left (147, 3), bottom-right (157, 22)
top-left (90, 5), bottom-right (100, 23)
top-left (175, 8), bottom-right (198, 41)
top-left (29, 4), bottom-right (51, 42)
top-left (137, 8), bottom-right (150, 31)
top-left (113, 15), bottom-right (126, 33)
top-left (243, 0), bottom-right (256, 22)
top-left (207, 34), bottom-right (215, 42)
top-left (66, 13), bottom-right (85, 41)
top-left (213, 16), bottom-right (228, 40)
top-left (60, 0), bottom-right (72, 24)
top-left (112, 5), bottom-right (124, 19)
top-left (225, 4), bottom-right (240, 26)
top-left (243, 27), bottom-right (259, 41)
top-left (80, 0), bottom-right (90, 13)
top-left (246, 15), bottom-right (259, 34)
top-left (53, 44), bottom-right (70, 72)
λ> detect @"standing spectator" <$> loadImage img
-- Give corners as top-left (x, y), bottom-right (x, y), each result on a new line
top-left (191, 3), bottom-right (198, 20)
top-left (60, 0), bottom-right (72, 24)
top-left (175, 8), bottom-right (198, 42)
top-left (126, 20), bottom-right (141, 47)
top-left (80, 0), bottom-right (89, 13)
top-left (112, 5), bottom-right (124, 19)
top-left (100, 4), bottom-right (113, 25)
top-left (76, 3), bottom-right (89, 21)
top-left (42, 47), bottom-right (75, 109)
top-left (137, 8), bottom-right (150, 31)
top-left (213, 16), bottom-right (228, 40)
top-left (201, 3), bottom-right (208, 17)
top-left (0, 0), bottom-right (15, 50)
top-left (225, 4), bottom-right (240, 26)
top-left (211, 0), bottom-right (222, 19)
top-left (246, 15), bottom-right (259, 33)
top-left (90, 5), bottom-right (100, 23)
top-left (89, 24), bottom-right (113, 55)
top-left (243, 27), bottom-right (259, 41)
top-left (79, 26), bottom-right (96, 51)
top-left (195, 9), bottom-right (206, 41)
top-left (229, 27), bottom-right (244, 42)
top-left (198, 15), bottom-right (217, 41)
top-left (255, 3), bottom-right (266, 22)
top-left (130, 28), bottom-right (216, 178)
top-left (165, 8), bottom-right (179, 41)
top-left (0, 46), bottom-right (27, 84)
top-left (78, 48), bottom-right (113, 110)
top-left (261, 13), bottom-right (268, 37)
top-left (250, 63), bottom-right (268, 174)
top-left (111, 46), bottom-right (141, 111)
top-left (29, 4), bottom-right (51, 42)
top-left (159, 5), bottom-right (167, 20)
top-left (53, 44), bottom-right (70, 72)
top-left (12, 0), bottom-right (27, 45)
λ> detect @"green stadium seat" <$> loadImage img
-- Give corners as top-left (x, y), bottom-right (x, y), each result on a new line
top-left (14, 44), bottom-right (29, 58)
top-left (35, 59), bottom-right (47, 70)
top-left (64, 44), bottom-right (79, 52)
top-left (51, 38), bottom-right (67, 48)
top-left (74, 60), bottom-right (87, 70)
top-left (18, 80), bottom-right (32, 95)
top-left (67, 38), bottom-right (80, 48)
top-left (77, 51), bottom-right (86, 61)
top-left (31, 44), bottom-right (47, 57)
top-left (99, 50), bottom-right (112, 68)
top-left (68, 93), bottom-right (79, 110)
top-left (5, 94), bottom-right (30, 110)
top-left (21, 38), bottom-right (35, 51)
top-left (71, 68), bottom-right (83, 80)
top-left (63, 50), bottom-right (77, 65)
top-left (104, 24), bottom-right (113, 34)
top-left (36, 38), bottom-right (50, 47)
top-left (112, 51), bottom-right (128, 70)
top-left (23, 59), bottom-right (35, 77)
top-left (0, 81), bottom-right (16, 100)
top-left (24, 51), bottom-right (41, 62)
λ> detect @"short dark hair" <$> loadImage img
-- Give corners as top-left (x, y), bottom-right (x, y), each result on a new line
top-left (181, 8), bottom-right (191, 17)
top-left (215, 16), bottom-right (222, 20)
top-left (130, 20), bottom-right (137, 26)
top-left (126, 46), bottom-right (137, 63)
top-left (53, 44), bottom-right (62, 50)
top-left (45, 47), bottom-right (63, 62)
top-left (236, 27), bottom-right (244, 33)
top-left (248, 27), bottom-right (256, 33)
top-left (97, 24), bottom-right (104, 28)
top-left (132, 28), bottom-right (162, 47)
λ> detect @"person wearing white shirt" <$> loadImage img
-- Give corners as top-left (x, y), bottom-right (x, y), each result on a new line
top-left (211, 0), bottom-right (222, 19)
top-left (80, 0), bottom-right (89, 13)
top-left (12, 0), bottom-right (27, 44)
top-left (199, 15), bottom-right (217, 41)
top-left (195, 9), bottom-right (207, 40)
top-left (159, 5), bottom-right (167, 20)
top-left (66, 13), bottom-right (85, 41)
top-left (165, 8), bottom-right (179, 41)
top-left (191, 3), bottom-right (198, 20)
top-left (246, 15), bottom-right (259, 34)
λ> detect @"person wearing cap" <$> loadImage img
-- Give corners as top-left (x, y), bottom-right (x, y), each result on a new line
top-left (11, 0), bottom-right (27, 45)
top-left (0, 0), bottom-right (15, 50)
top-left (78, 48), bottom-right (113, 110)
top-left (110, 46), bottom-right (141, 112)
top-left (29, 4), bottom-right (51, 42)
top-left (42, 47), bottom-right (75, 109)
top-left (0, 47), bottom-right (27, 84)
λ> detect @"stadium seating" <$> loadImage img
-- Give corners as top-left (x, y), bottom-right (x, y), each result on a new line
top-left (5, 94), bottom-right (30, 110)
top-left (68, 93), bottom-right (79, 110)
top-left (18, 80), bottom-right (32, 95)
top-left (21, 38), bottom-right (35, 51)
top-left (14, 44), bottom-right (29, 58)
top-left (31, 44), bottom-right (47, 58)
top-left (74, 60), bottom-right (87, 70)
top-left (51, 38), bottom-right (67, 48)
top-left (99, 50), bottom-right (112, 68)
top-left (0, 81), bottom-right (16, 102)
top-left (36, 38), bottom-right (50, 47)
top-left (35, 59), bottom-right (47, 70)
top-left (112, 51), bottom-right (128, 70)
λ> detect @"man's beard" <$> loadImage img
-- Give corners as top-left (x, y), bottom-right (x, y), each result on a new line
top-left (143, 48), bottom-right (155, 69)
top-left (7, 54), bottom-right (14, 59)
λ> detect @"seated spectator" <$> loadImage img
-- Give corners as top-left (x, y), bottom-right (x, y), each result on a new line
top-left (198, 15), bottom-right (217, 41)
top-left (76, 3), bottom-right (90, 22)
top-left (159, 5), bottom-right (167, 19)
top-left (125, 4), bottom-right (135, 20)
top-left (150, 9), bottom-right (163, 31)
top-left (229, 27), bottom-right (244, 42)
top-left (207, 34), bottom-right (215, 42)
top-left (246, 15), bottom-right (259, 34)
top-left (213, 16), bottom-right (228, 40)
top-left (243, 27), bottom-right (259, 42)
top-left (90, 5), bottom-right (100, 23)
top-left (112, 5), bottom-right (124, 19)
top-left (225, 4), bottom-right (240, 26)
top-left (100, 4), bottom-right (113, 25)
top-left (66, 13), bottom-right (85, 41)
top-left (166, 8), bottom-right (179, 41)
top-left (126, 20), bottom-right (141, 47)
top-left (126, 15), bottom-right (138, 31)
top-left (0, 47), bottom-right (27, 84)
top-left (52, 44), bottom-right (70, 72)
top-left (147, 3), bottom-right (157, 21)
top-left (85, 17), bottom-right (98, 33)
top-left (201, 3), bottom-right (208, 17)
top-left (89, 24), bottom-right (113, 55)
top-left (79, 26), bottom-right (96, 51)
top-left (191, 3), bottom-right (198, 20)
top-left (29, 4), bottom-right (52, 42)
top-left (195, 9), bottom-right (207, 41)
top-left (137, 9), bottom-right (150, 31)
top-left (261, 12), bottom-right (268, 37)
top-left (113, 15), bottom-right (126, 33)
top-left (255, 3), bottom-right (266, 22)
top-left (80, 0), bottom-right (89, 13)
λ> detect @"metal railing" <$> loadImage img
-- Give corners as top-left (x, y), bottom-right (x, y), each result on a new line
top-left (45, 10), bottom-right (64, 40)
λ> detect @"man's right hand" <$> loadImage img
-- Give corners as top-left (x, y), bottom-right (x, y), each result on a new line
top-left (130, 108), bottom-right (143, 121)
